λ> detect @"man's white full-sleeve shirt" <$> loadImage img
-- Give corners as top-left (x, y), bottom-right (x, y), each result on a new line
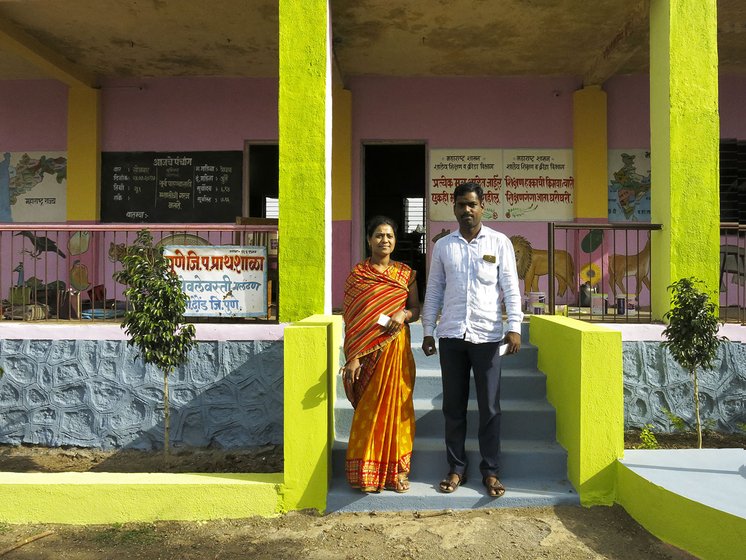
top-left (421, 225), bottom-right (524, 343)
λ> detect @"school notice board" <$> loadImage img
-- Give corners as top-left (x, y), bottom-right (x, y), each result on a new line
top-left (429, 148), bottom-right (574, 222)
top-left (101, 151), bottom-right (243, 223)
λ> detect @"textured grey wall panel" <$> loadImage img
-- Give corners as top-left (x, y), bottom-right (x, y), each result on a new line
top-left (2, 337), bottom-right (743, 448)
top-left (0, 339), bottom-right (283, 450)
top-left (623, 341), bottom-right (746, 432)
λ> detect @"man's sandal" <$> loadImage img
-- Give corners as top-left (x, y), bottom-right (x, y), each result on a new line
top-left (483, 475), bottom-right (506, 498)
top-left (393, 473), bottom-right (410, 493)
top-left (438, 472), bottom-right (466, 493)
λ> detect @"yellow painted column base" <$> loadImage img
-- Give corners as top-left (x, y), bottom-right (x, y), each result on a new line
top-left (0, 472), bottom-right (282, 524)
top-left (530, 315), bottom-right (623, 505)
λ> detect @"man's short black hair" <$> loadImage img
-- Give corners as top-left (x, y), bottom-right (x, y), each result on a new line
top-left (453, 182), bottom-right (484, 202)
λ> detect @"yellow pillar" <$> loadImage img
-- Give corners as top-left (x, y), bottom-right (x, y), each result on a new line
top-left (67, 87), bottom-right (101, 222)
top-left (332, 77), bottom-right (352, 223)
top-left (573, 86), bottom-right (608, 220)
top-left (650, 0), bottom-right (719, 318)
top-left (278, 0), bottom-right (332, 321)
top-left (331, 78), bottom-right (353, 307)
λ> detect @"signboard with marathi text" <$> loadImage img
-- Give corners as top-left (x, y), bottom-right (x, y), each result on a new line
top-left (429, 149), bottom-right (574, 221)
top-left (100, 151), bottom-right (242, 223)
top-left (163, 245), bottom-right (267, 318)
top-left (429, 149), bottom-right (503, 221)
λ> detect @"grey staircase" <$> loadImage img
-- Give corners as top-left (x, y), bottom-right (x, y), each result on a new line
top-left (327, 321), bottom-right (578, 512)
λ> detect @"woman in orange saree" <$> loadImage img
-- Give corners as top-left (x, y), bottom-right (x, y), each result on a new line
top-left (342, 216), bottom-right (420, 493)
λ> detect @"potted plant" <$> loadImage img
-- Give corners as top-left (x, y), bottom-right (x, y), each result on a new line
top-left (662, 277), bottom-right (727, 448)
top-left (114, 230), bottom-right (196, 454)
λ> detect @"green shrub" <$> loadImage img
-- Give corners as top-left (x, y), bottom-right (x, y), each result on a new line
top-left (662, 408), bottom-right (688, 432)
top-left (662, 277), bottom-right (727, 449)
top-left (113, 230), bottom-right (196, 454)
top-left (638, 424), bottom-right (660, 449)
top-left (702, 417), bottom-right (718, 434)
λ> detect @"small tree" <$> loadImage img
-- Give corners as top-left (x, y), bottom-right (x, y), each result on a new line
top-left (114, 230), bottom-right (196, 454)
top-left (662, 277), bottom-right (726, 448)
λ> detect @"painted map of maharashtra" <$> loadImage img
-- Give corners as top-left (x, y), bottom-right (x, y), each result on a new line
top-left (609, 152), bottom-right (651, 221)
top-left (0, 152), bottom-right (67, 221)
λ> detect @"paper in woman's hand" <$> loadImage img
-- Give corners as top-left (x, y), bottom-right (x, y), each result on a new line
top-left (377, 313), bottom-right (391, 327)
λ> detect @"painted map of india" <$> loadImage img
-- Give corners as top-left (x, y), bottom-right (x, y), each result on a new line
top-left (609, 152), bottom-right (651, 220)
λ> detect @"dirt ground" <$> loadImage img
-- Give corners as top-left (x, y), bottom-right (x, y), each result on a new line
top-left (623, 429), bottom-right (746, 451)
top-left (0, 444), bottom-right (282, 474)
top-left (1, 432), bottom-right (742, 559)
top-left (1, 430), bottom-right (743, 474)
top-left (0, 505), bottom-right (698, 560)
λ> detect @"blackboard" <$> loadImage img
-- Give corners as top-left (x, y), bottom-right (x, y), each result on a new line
top-left (101, 151), bottom-right (243, 223)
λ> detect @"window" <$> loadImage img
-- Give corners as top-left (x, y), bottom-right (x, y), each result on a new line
top-left (403, 197), bottom-right (425, 253)
top-left (265, 197), bottom-right (279, 219)
top-left (404, 197), bottom-right (424, 233)
top-left (720, 139), bottom-right (746, 224)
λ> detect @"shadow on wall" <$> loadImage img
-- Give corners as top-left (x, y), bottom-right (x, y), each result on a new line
top-left (0, 339), bottom-right (284, 452)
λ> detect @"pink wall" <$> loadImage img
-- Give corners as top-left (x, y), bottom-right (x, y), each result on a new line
top-left (350, 76), bottom-right (580, 148)
top-left (2, 73), bottom-right (745, 309)
top-left (330, 74), bottom-right (746, 308)
top-left (101, 77), bottom-right (278, 150)
top-left (341, 76), bottom-right (581, 306)
top-left (719, 75), bottom-right (746, 139)
top-left (347, 75), bottom-right (581, 245)
top-left (606, 73), bottom-right (746, 145)
top-left (606, 74), bottom-right (650, 148)
top-left (3, 73), bottom-right (744, 164)
top-left (0, 80), bottom-right (67, 151)
top-left (0, 77), bottom-right (278, 151)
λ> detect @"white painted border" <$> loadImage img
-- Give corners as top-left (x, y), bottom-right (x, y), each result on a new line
top-left (599, 323), bottom-right (746, 343)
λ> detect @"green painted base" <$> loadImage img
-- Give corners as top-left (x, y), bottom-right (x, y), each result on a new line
top-left (617, 464), bottom-right (746, 560)
top-left (0, 472), bottom-right (283, 524)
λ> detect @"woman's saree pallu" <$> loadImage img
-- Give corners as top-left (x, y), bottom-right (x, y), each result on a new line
top-left (343, 260), bottom-right (416, 491)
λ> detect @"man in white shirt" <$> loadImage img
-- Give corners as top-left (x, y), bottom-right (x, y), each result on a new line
top-left (421, 182), bottom-right (523, 498)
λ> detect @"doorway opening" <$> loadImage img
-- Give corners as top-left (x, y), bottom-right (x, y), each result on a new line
top-left (243, 142), bottom-right (279, 313)
top-left (363, 144), bottom-right (427, 297)
top-left (245, 143), bottom-right (279, 218)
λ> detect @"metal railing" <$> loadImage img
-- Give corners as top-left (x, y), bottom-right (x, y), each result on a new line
top-left (544, 222), bottom-right (662, 322)
top-left (0, 223), bottom-right (278, 322)
top-left (719, 223), bottom-right (746, 325)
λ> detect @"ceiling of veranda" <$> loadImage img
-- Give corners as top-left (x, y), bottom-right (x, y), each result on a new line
top-left (0, 1), bottom-right (744, 85)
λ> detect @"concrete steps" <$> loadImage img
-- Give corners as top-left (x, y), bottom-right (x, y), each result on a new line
top-left (327, 476), bottom-right (578, 512)
top-left (327, 321), bottom-right (578, 512)
top-left (333, 437), bottom-right (569, 478)
top-left (334, 398), bottom-right (558, 440)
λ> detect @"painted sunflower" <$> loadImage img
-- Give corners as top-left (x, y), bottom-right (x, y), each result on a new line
top-left (579, 262), bottom-right (602, 287)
